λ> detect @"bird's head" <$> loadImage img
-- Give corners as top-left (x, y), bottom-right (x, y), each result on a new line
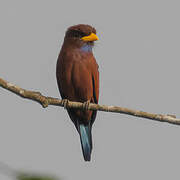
top-left (64, 24), bottom-right (99, 48)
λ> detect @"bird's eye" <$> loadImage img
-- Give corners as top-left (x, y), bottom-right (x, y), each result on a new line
top-left (70, 30), bottom-right (86, 38)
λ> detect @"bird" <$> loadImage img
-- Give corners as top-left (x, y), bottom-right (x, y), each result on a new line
top-left (56, 24), bottom-right (99, 161)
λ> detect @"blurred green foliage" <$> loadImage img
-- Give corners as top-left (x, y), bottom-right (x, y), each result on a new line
top-left (0, 161), bottom-right (61, 180)
top-left (17, 174), bottom-right (58, 180)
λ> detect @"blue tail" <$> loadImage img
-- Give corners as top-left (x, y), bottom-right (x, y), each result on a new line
top-left (79, 124), bottom-right (92, 161)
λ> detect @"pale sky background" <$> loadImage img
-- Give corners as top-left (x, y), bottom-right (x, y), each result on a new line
top-left (0, 0), bottom-right (180, 180)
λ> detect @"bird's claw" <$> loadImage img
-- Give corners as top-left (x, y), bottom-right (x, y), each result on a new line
top-left (61, 99), bottom-right (69, 109)
top-left (82, 100), bottom-right (90, 111)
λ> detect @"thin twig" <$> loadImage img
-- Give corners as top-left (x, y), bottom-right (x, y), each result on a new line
top-left (0, 77), bottom-right (180, 125)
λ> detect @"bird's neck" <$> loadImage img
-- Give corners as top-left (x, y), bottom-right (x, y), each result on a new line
top-left (80, 44), bottom-right (93, 53)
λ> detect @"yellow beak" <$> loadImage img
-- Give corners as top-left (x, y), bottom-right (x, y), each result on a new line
top-left (81, 33), bottom-right (99, 42)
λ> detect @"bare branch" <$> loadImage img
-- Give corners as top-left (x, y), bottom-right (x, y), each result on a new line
top-left (0, 77), bottom-right (180, 125)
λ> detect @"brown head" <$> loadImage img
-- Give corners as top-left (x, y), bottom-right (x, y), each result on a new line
top-left (63, 24), bottom-right (99, 48)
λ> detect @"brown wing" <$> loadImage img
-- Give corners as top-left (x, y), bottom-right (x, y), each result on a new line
top-left (91, 60), bottom-right (99, 104)
top-left (89, 56), bottom-right (99, 126)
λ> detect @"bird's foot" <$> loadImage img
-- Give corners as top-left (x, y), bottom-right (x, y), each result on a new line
top-left (61, 99), bottom-right (69, 109)
top-left (82, 100), bottom-right (90, 111)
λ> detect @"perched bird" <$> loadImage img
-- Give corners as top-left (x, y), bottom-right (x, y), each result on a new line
top-left (56, 24), bottom-right (99, 161)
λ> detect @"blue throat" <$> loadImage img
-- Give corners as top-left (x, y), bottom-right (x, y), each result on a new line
top-left (80, 44), bottom-right (92, 52)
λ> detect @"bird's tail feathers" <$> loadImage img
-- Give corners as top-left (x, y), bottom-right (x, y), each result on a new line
top-left (79, 124), bottom-right (92, 161)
